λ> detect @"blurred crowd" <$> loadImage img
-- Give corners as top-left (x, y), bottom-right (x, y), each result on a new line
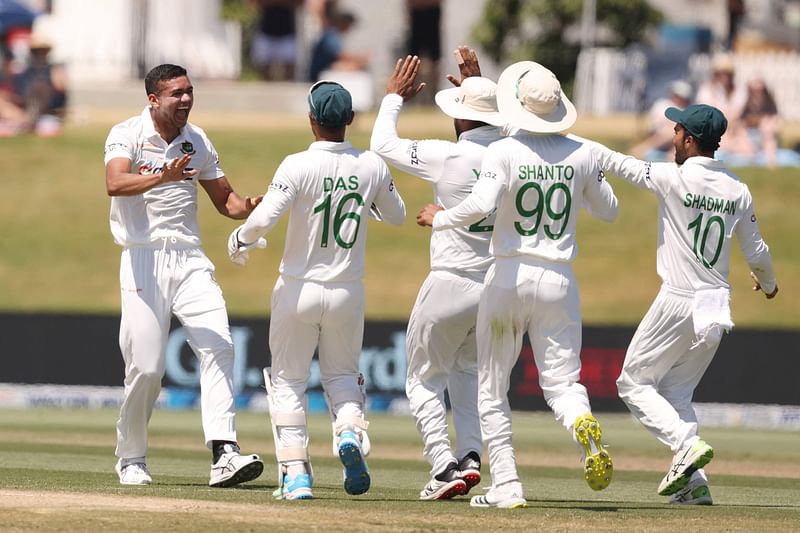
top-left (1, 0), bottom-right (799, 169)
top-left (0, 0), bottom-right (65, 137)
top-left (248, 0), bottom-right (442, 87)
top-left (633, 53), bottom-right (800, 168)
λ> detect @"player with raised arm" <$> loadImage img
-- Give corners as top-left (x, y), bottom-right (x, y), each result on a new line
top-left (582, 104), bottom-right (778, 505)
top-left (227, 81), bottom-right (406, 500)
top-left (370, 48), bottom-right (505, 500)
top-left (104, 64), bottom-right (264, 487)
top-left (417, 61), bottom-right (619, 508)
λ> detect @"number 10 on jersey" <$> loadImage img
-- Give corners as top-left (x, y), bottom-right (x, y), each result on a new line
top-left (313, 192), bottom-right (365, 249)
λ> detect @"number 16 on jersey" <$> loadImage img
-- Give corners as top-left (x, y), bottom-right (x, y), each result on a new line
top-left (313, 192), bottom-right (365, 249)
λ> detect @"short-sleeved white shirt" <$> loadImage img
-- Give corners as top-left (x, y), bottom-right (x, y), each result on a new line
top-left (103, 107), bottom-right (224, 248)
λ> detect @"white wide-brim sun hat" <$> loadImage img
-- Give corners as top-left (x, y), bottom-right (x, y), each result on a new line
top-left (434, 76), bottom-right (505, 127)
top-left (496, 61), bottom-right (577, 133)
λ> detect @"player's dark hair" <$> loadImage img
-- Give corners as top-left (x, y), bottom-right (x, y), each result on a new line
top-left (693, 135), bottom-right (720, 153)
top-left (145, 64), bottom-right (187, 96)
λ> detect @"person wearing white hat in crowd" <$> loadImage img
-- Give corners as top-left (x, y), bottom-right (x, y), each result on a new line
top-left (370, 48), bottom-right (505, 501)
top-left (417, 60), bottom-right (619, 508)
top-left (631, 79), bottom-right (693, 161)
top-left (16, 31), bottom-right (67, 135)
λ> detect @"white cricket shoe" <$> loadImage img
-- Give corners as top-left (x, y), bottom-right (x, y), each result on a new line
top-left (456, 451), bottom-right (482, 495)
top-left (115, 460), bottom-right (152, 486)
top-left (658, 439), bottom-right (714, 496)
top-left (209, 443), bottom-right (264, 488)
top-left (470, 481), bottom-right (528, 509)
top-left (670, 483), bottom-right (713, 505)
top-left (419, 462), bottom-right (467, 501)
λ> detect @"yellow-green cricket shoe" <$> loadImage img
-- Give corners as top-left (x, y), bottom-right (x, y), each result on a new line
top-left (658, 439), bottom-right (714, 496)
top-left (574, 414), bottom-right (613, 491)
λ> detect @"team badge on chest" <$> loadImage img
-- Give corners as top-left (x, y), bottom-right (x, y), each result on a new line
top-left (180, 141), bottom-right (196, 155)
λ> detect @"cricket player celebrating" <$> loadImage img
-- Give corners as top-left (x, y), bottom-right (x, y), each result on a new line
top-left (227, 81), bottom-right (406, 500)
top-left (104, 64), bottom-right (264, 487)
top-left (370, 49), bottom-right (505, 500)
top-left (418, 61), bottom-right (619, 508)
top-left (583, 104), bottom-right (778, 505)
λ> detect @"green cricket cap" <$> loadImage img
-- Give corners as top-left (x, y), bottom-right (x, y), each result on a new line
top-left (308, 80), bottom-right (353, 127)
top-left (665, 104), bottom-right (728, 146)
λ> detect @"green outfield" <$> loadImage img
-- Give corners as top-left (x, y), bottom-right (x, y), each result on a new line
top-left (0, 408), bottom-right (797, 531)
top-left (0, 111), bottom-right (798, 326)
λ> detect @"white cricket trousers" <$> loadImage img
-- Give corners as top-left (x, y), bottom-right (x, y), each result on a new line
top-left (116, 247), bottom-right (237, 460)
top-left (268, 276), bottom-right (366, 454)
top-left (405, 270), bottom-right (483, 476)
top-left (478, 256), bottom-right (591, 486)
top-left (617, 285), bottom-right (719, 453)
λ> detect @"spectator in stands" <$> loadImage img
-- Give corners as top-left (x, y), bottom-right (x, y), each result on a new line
top-left (249, 0), bottom-right (303, 81)
top-left (307, 9), bottom-right (368, 82)
top-left (406, 0), bottom-right (442, 105)
top-left (0, 45), bottom-right (26, 135)
top-left (308, 0), bottom-right (338, 28)
top-left (726, 78), bottom-right (800, 168)
top-left (737, 77), bottom-right (779, 167)
top-left (726, 0), bottom-right (745, 51)
top-left (695, 53), bottom-right (746, 157)
top-left (15, 32), bottom-right (67, 136)
top-left (631, 80), bottom-right (693, 161)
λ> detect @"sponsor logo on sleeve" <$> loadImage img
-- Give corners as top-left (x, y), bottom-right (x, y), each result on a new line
top-left (409, 141), bottom-right (419, 166)
top-left (104, 142), bottom-right (127, 155)
top-left (269, 181), bottom-right (290, 193)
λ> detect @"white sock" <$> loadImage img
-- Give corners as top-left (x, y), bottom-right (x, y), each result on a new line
top-left (285, 461), bottom-right (306, 477)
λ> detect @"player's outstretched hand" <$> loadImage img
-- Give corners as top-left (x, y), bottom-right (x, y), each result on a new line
top-left (749, 272), bottom-right (778, 299)
top-left (386, 55), bottom-right (426, 101)
top-left (416, 203), bottom-right (444, 227)
top-left (161, 154), bottom-right (198, 183)
top-left (227, 227), bottom-right (267, 266)
top-left (446, 46), bottom-right (482, 87)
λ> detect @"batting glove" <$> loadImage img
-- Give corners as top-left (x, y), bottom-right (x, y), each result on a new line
top-left (227, 227), bottom-right (267, 266)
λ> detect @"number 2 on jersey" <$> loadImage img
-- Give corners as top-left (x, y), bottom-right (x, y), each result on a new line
top-left (313, 192), bottom-right (365, 249)
top-left (687, 213), bottom-right (724, 268)
top-left (468, 212), bottom-right (494, 233)
top-left (467, 168), bottom-right (494, 232)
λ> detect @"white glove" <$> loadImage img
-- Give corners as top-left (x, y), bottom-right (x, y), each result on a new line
top-left (227, 227), bottom-right (267, 266)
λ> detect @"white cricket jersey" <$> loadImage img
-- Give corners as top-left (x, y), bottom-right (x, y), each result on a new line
top-left (103, 107), bottom-right (224, 248)
top-left (590, 145), bottom-right (776, 293)
top-left (371, 93), bottom-right (503, 279)
top-left (433, 133), bottom-right (618, 262)
top-left (238, 141), bottom-right (406, 282)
